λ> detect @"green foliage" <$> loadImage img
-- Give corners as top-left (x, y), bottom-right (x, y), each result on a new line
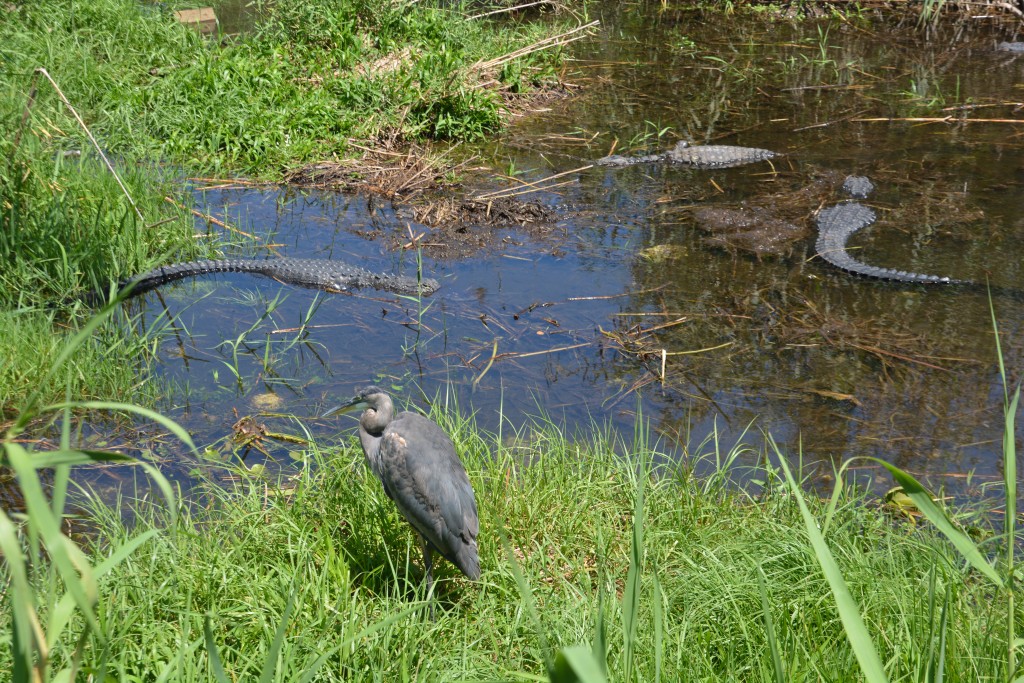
top-left (0, 73), bottom-right (205, 413)
top-left (0, 304), bottom-right (188, 682)
top-left (1, 0), bottom-right (568, 176)
top-left (1, 395), bottom-right (1018, 680)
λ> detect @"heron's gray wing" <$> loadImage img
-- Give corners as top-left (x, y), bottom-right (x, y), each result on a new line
top-left (377, 412), bottom-right (480, 579)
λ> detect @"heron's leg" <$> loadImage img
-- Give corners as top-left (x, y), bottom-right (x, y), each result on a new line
top-left (419, 534), bottom-right (435, 621)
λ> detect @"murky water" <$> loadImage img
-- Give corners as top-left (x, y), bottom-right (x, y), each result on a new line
top-left (84, 5), bottom-right (1024, 502)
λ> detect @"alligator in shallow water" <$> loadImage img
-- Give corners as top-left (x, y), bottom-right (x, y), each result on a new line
top-left (814, 177), bottom-right (966, 284)
top-left (596, 141), bottom-right (779, 169)
top-left (109, 257), bottom-right (440, 300)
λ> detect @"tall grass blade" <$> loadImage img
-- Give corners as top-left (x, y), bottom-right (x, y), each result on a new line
top-left (8, 299), bottom-right (121, 436)
top-left (47, 529), bottom-right (160, 651)
top-left (0, 507), bottom-right (45, 682)
top-left (935, 581), bottom-right (950, 683)
top-left (16, 450), bottom-right (134, 468)
top-left (866, 457), bottom-right (1003, 588)
top-left (258, 590), bottom-right (295, 683)
top-left (6, 443), bottom-right (99, 634)
top-left (204, 614), bottom-right (232, 683)
top-left (622, 456), bottom-right (646, 681)
top-left (773, 438), bottom-right (890, 683)
top-left (498, 519), bottom-right (555, 675)
top-left (757, 564), bottom-right (786, 683)
top-left (989, 290), bottom-right (1018, 677)
top-left (592, 539), bottom-right (608, 676)
top-left (1003, 386), bottom-right (1018, 678)
top-left (653, 573), bottom-right (664, 683)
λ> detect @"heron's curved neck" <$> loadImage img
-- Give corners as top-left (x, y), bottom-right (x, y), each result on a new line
top-left (359, 396), bottom-right (394, 473)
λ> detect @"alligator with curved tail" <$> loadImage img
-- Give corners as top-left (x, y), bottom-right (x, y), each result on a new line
top-left (105, 257), bottom-right (439, 302)
top-left (595, 142), bottom-right (975, 285)
top-left (596, 141), bottom-right (779, 169)
top-left (814, 176), bottom-right (965, 285)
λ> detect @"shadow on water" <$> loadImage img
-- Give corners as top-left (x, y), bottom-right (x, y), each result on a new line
top-left (66, 4), bottom-right (1024, 507)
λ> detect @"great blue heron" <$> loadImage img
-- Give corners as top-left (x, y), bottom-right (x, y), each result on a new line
top-left (324, 386), bottom-right (480, 615)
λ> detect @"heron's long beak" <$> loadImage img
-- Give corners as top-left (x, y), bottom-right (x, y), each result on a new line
top-left (321, 396), bottom-right (366, 418)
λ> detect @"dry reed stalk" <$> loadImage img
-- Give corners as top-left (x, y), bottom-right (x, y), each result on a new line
top-left (474, 164), bottom-right (591, 200)
top-left (27, 68), bottom-right (144, 222)
top-left (467, 0), bottom-right (556, 21)
top-left (853, 116), bottom-right (1024, 124)
top-left (471, 20), bottom-right (599, 73)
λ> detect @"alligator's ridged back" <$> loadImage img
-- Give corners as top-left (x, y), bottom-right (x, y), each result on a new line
top-left (596, 142), bottom-right (778, 169)
top-left (814, 203), bottom-right (963, 285)
top-left (664, 143), bottom-right (778, 169)
top-left (121, 257), bottom-right (440, 297)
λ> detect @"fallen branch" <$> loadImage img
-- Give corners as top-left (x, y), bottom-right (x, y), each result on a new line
top-left (853, 116), bottom-right (1024, 124)
top-left (474, 164), bottom-right (591, 200)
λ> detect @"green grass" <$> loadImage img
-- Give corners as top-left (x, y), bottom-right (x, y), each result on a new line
top-left (2, 396), bottom-right (1018, 681)
top-left (0, 104), bottom-right (206, 415)
top-left (2, 0), bottom-right (568, 177)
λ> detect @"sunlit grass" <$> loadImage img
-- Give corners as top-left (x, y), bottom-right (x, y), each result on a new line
top-left (2, 0), bottom-right (569, 177)
top-left (2, 395), bottom-right (1016, 680)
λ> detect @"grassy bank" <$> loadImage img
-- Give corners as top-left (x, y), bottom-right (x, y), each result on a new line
top-left (1, 401), bottom-right (1018, 681)
top-left (2, 0), bottom-right (571, 176)
top-left (0, 103), bottom-right (206, 417)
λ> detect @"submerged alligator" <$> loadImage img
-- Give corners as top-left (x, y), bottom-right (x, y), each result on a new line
top-left (814, 176), bottom-right (966, 285)
top-left (102, 257), bottom-right (440, 302)
top-left (596, 141), bottom-right (779, 169)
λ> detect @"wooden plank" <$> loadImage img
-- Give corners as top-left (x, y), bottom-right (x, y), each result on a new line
top-left (173, 7), bottom-right (218, 35)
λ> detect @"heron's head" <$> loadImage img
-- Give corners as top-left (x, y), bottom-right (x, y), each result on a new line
top-left (321, 385), bottom-right (389, 418)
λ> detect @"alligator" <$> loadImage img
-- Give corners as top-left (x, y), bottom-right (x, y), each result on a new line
top-left (814, 177), bottom-right (966, 284)
top-left (596, 141), bottom-right (779, 169)
top-left (101, 257), bottom-right (440, 302)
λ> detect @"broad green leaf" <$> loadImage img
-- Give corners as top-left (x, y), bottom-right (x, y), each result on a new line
top-left (47, 529), bottom-right (159, 650)
top-left (552, 645), bottom-right (609, 683)
top-left (0, 506), bottom-right (46, 682)
top-left (22, 449), bottom-right (134, 469)
top-left (7, 443), bottom-right (99, 634)
top-left (867, 457), bottom-right (1003, 589)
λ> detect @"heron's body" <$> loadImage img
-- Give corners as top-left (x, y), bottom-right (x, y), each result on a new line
top-left (360, 409), bottom-right (480, 580)
top-left (329, 386), bottom-right (480, 614)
